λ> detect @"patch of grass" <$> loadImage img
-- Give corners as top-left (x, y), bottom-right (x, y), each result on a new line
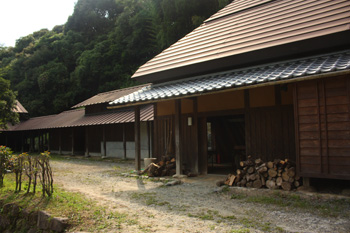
top-left (230, 193), bottom-right (246, 200)
top-left (245, 192), bottom-right (350, 218)
top-left (131, 192), bottom-right (170, 207)
top-left (229, 228), bottom-right (251, 233)
top-left (0, 174), bottom-right (138, 232)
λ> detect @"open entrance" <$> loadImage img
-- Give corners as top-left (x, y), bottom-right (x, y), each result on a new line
top-left (207, 115), bottom-right (245, 174)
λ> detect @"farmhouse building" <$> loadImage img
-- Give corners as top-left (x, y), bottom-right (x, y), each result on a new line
top-left (0, 85), bottom-right (153, 159)
top-left (108, 0), bottom-right (350, 180)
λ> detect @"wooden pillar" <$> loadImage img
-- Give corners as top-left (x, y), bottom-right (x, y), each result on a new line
top-left (85, 127), bottom-right (89, 157)
top-left (71, 128), bottom-right (75, 155)
top-left (59, 129), bottom-right (62, 155)
top-left (147, 121), bottom-right (151, 158)
top-left (244, 89), bottom-right (251, 158)
top-left (123, 124), bottom-right (127, 159)
top-left (153, 103), bottom-right (157, 158)
top-left (29, 133), bottom-right (34, 152)
top-left (135, 106), bottom-right (141, 172)
top-left (198, 117), bottom-right (208, 175)
top-left (192, 98), bottom-right (199, 174)
top-left (102, 125), bottom-right (107, 158)
top-left (21, 132), bottom-right (24, 153)
top-left (175, 99), bottom-right (182, 175)
top-left (47, 130), bottom-right (51, 151)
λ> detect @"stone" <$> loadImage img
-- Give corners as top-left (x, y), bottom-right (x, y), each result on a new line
top-left (0, 214), bottom-right (11, 230)
top-left (27, 228), bottom-right (39, 233)
top-left (2, 203), bottom-right (20, 216)
top-left (165, 180), bottom-right (182, 186)
top-left (172, 174), bottom-right (188, 179)
top-left (28, 211), bottom-right (39, 225)
top-left (37, 211), bottom-right (50, 230)
top-left (50, 217), bottom-right (69, 233)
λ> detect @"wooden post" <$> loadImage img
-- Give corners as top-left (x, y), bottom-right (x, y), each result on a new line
top-left (153, 103), bottom-right (157, 158)
top-left (244, 89), bottom-right (251, 158)
top-left (175, 99), bottom-right (182, 175)
top-left (135, 106), bottom-right (141, 172)
top-left (198, 117), bottom-right (208, 175)
top-left (85, 127), bottom-right (89, 157)
top-left (71, 128), bottom-right (75, 155)
top-left (59, 129), bottom-right (62, 155)
top-left (21, 132), bottom-right (24, 152)
top-left (123, 124), bottom-right (127, 159)
top-left (103, 125), bottom-right (107, 158)
top-left (147, 121), bottom-right (151, 158)
top-left (47, 131), bottom-right (51, 151)
top-left (193, 98), bottom-right (199, 174)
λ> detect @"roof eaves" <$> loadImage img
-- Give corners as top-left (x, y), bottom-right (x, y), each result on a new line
top-left (109, 50), bottom-right (350, 108)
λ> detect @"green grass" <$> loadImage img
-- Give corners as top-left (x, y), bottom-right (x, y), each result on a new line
top-left (244, 192), bottom-right (350, 218)
top-left (0, 173), bottom-right (138, 232)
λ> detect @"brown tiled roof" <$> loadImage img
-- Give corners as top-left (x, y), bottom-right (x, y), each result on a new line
top-left (72, 84), bottom-right (150, 108)
top-left (9, 105), bottom-right (153, 131)
top-left (132, 0), bottom-right (350, 79)
top-left (14, 100), bottom-right (28, 113)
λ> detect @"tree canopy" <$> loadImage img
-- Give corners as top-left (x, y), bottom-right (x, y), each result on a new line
top-left (0, 72), bottom-right (19, 129)
top-left (0, 0), bottom-right (232, 117)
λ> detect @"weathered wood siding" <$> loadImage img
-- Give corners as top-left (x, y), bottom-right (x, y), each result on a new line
top-left (153, 115), bottom-right (175, 160)
top-left (294, 75), bottom-right (350, 179)
top-left (246, 105), bottom-right (295, 162)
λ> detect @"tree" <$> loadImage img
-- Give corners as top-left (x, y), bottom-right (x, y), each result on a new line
top-left (0, 72), bottom-right (19, 129)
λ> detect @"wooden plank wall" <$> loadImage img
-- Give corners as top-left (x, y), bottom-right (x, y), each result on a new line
top-left (294, 75), bottom-right (350, 179)
top-left (246, 105), bottom-right (295, 162)
top-left (153, 115), bottom-right (175, 160)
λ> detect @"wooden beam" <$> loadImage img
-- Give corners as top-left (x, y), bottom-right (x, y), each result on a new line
top-left (244, 89), bottom-right (251, 158)
top-left (59, 129), bottom-right (62, 155)
top-left (175, 99), bottom-right (182, 175)
top-left (123, 124), bottom-right (127, 159)
top-left (147, 121), bottom-right (151, 158)
top-left (135, 106), bottom-right (141, 172)
top-left (153, 103), bottom-right (157, 158)
top-left (71, 128), bottom-right (75, 155)
top-left (193, 98), bottom-right (199, 174)
top-left (102, 125), bottom-right (107, 158)
top-left (47, 130), bottom-right (51, 152)
top-left (85, 127), bottom-right (89, 157)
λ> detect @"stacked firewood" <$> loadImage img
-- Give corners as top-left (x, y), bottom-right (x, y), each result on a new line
top-left (224, 156), bottom-right (301, 191)
top-left (141, 156), bottom-right (176, 177)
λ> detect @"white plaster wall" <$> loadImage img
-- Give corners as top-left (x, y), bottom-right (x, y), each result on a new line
top-left (101, 122), bottom-right (152, 159)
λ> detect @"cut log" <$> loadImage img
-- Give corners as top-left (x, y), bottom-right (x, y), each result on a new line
top-left (266, 180), bottom-right (277, 189)
top-left (240, 160), bottom-right (254, 167)
top-left (294, 180), bottom-right (300, 187)
top-left (246, 181), bottom-right (253, 188)
top-left (253, 179), bottom-right (262, 189)
top-left (247, 166), bottom-right (255, 174)
top-left (267, 161), bottom-right (274, 169)
top-left (255, 158), bottom-right (263, 165)
top-left (288, 177), bottom-right (294, 183)
top-left (228, 175), bottom-right (236, 186)
top-left (282, 172), bottom-right (289, 182)
top-left (268, 169), bottom-right (277, 178)
top-left (287, 167), bottom-right (296, 177)
top-left (276, 177), bottom-right (283, 186)
top-left (259, 174), bottom-right (266, 186)
top-left (281, 182), bottom-right (292, 191)
top-left (240, 179), bottom-right (247, 186)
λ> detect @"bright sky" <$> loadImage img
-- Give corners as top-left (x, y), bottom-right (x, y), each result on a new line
top-left (0, 0), bottom-right (77, 47)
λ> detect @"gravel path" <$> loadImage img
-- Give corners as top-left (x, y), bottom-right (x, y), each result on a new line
top-left (51, 157), bottom-right (350, 233)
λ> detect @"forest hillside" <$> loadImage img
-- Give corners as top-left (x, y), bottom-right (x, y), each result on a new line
top-left (0, 0), bottom-right (231, 116)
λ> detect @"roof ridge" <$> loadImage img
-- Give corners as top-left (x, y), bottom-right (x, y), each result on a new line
top-left (96, 84), bottom-right (150, 96)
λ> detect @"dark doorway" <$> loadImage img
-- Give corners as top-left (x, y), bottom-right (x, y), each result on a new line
top-left (207, 115), bottom-right (245, 174)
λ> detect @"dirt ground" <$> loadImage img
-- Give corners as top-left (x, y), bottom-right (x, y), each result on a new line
top-left (51, 156), bottom-right (350, 233)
